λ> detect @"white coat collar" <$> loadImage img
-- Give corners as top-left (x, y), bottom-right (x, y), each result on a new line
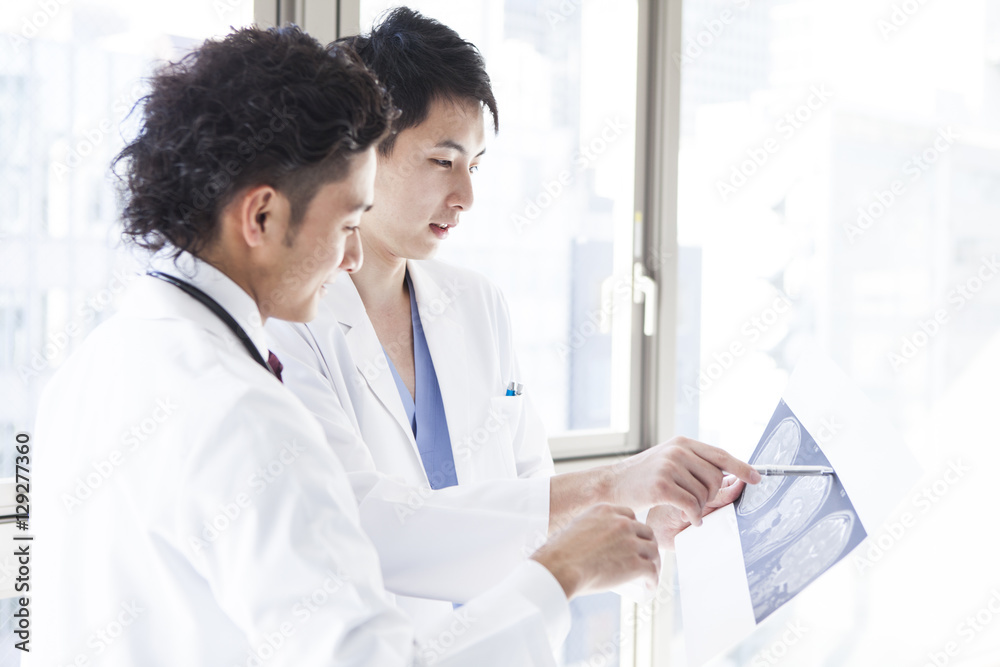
top-left (147, 250), bottom-right (270, 364)
top-left (326, 260), bottom-right (473, 483)
top-left (325, 268), bottom-right (416, 449)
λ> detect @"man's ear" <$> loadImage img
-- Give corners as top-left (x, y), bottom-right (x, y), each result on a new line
top-left (235, 185), bottom-right (286, 249)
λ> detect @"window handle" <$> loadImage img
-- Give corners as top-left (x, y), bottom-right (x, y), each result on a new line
top-left (633, 262), bottom-right (657, 336)
top-left (598, 265), bottom-right (657, 336)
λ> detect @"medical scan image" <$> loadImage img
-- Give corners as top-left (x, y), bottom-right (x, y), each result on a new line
top-left (736, 400), bottom-right (867, 623)
top-left (740, 474), bottom-right (833, 565)
top-left (737, 417), bottom-right (802, 515)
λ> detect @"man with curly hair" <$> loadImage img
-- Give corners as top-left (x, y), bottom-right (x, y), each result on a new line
top-left (27, 25), bottom-right (660, 666)
top-left (267, 6), bottom-right (760, 629)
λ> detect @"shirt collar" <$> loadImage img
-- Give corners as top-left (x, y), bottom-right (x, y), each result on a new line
top-left (147, 249), bottom-right (270, 363)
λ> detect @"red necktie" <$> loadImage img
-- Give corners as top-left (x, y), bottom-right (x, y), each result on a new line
top-left (267, 350), bottom-right (283, 383)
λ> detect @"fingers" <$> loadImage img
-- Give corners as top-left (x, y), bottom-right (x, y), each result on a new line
top-left (686, 439), bottom-right (761, 485)
top-left (634, 520), bottom-right (655, 542)
top-left (612, 511), bottom-right (660, 581)
top-left (706, 479), bottom-right (745, 512)
top-left (615, 506), bottom-right (662, 565)
top-left (542, 504), bottom-right (667, 598)
top-left (681, 449), bottom-right (725, 501)
top-left (611, 505), bottom-right (637, 520)
top-left (633, 534), bottom-right (661, 589)
top-left (620, 509), bottom-right (658, 549)
top-left (642, 549), bottom-right (661, 588)
top-left (581, 503), bottom-right (636, 522)
top-left (720, 473), bottom-right (739, 489)
top-left (634, 529), bottom-right (659, 560)
top-left (660, 483), bottom-right (703, 527)
top-left (670, 466), bottom-right (711, 517)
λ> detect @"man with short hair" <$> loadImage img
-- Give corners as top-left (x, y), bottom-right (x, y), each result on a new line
top-left (267, 6), bottom-right (759, 625)
top-left (28, 26), bottom-right (659, 666)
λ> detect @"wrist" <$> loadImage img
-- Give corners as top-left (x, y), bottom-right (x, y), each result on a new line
top-left (585, 465), bottom-right (618, 507)
top-left (531, 552), bottom-right (585, 600)
top-left (549, 468), bottom-right (617, 533)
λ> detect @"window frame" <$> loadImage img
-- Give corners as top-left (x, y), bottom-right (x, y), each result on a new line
top-left (262, 1), bottom-right (687, 663)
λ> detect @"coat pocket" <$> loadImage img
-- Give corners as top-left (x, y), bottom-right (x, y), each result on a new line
top-left (450, 395), bottom-right (524, 479)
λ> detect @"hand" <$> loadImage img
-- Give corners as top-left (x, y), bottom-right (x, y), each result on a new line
top-left (531, 504), bottom-right (660, 600)
top-left (646, 475), bottom-right (745, 550)
top-left (609, 436), bottom-right (760, 526)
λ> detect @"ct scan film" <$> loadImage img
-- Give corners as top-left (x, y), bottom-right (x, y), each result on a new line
top-left (736, 400), bottom-right (867, 623)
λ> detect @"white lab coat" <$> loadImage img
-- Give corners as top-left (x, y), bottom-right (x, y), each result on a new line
top-left (26, 253), bottom-right (569, 667)
top-left (266, 259), bottom-right (554, 624)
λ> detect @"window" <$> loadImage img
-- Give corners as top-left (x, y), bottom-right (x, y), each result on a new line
top-left (674, 0), bottom-right (1000, 663)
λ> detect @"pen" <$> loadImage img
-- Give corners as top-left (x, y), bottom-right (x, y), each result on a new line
top-left (505, 382), bottom-right (523, 396)
top-left (752, 464), bottom-right (835, 476)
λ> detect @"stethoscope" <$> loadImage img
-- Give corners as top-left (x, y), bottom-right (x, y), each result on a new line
top-left (148, 271), bottom-right (279, 380)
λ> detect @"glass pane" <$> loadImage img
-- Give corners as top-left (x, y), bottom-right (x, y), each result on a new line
top-left (358, 0), bottom-right (639, 436)
top-left (675, 0), bottom-right (1000, 664)
top-left (0, 0), bottom-right (253, 661)
top-left (1, 0), bottom-right (255, 423)
top-left (561, 592), bottom-right (623, 667)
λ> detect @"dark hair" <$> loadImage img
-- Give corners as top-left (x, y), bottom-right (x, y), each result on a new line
top-left (337, 6), bottom-right (498, 156)
top-left (113, 26), bottom-right (394, 257)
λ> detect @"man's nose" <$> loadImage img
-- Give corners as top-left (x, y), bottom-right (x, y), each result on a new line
top-left (341, 231), bottom-right (363, 273)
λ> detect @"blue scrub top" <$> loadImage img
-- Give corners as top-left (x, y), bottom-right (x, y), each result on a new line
top-left (382, 271), bottom-right (458, 490)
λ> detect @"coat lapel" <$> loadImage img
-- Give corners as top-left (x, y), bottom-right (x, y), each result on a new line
top-left (327, 276), bottom-right (419, 454)
top-left (407, 261), bottom-right (473, 483)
